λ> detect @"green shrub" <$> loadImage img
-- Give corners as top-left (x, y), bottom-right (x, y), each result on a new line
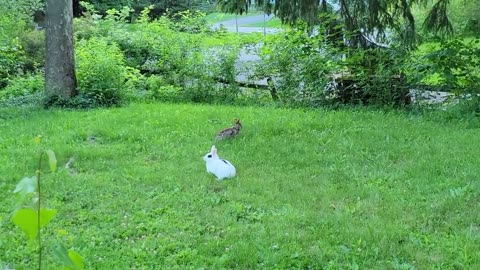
top-left (0, 39), bottom-right (25, 89)
top-left (407, 38), bottom-right (480, 94)
top-left (71, 5), bottom-right (256, 106)
top-left (81, 7), bottom-right (172, 72)
top-left (0, 73), bottom-right (44, 100)
top-left (255, 23), bottom-right (341, 107)
top-left (257, 23), bottom-right (411, 107)
top-left (111, 27), bottom-right (162, 71)
top-left (146, 84), bottom-right (183, 102)
top-left (182, 46), bottom-right (240, 104)
top-left (333, 47), bottom-right (411, 107)
top-left (0, 6), bottom-right (27, 88)
top-left (103, 18), bottom-right (241, 103)
top-left (122, 66), bottom-right (147, 101)
top-left (1, 0), bottom-right (43, 20)
top-left (75, 37), bottom-right (129, 106)
top-left (168, 10), bottom-right (210, 34)
top-left (42, 94), bottom-right (102, 109)
top-left (0, 1), bottom-right (46, 88)
top-left (19, 30), bottom-right (46, 71)
top-left (73, 2), bottom-right (104, 40)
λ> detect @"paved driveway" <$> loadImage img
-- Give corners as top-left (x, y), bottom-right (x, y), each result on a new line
top-left (209, 14), bottom-right (280, 86)
top-left (211, 14), bottom-right (277, 34)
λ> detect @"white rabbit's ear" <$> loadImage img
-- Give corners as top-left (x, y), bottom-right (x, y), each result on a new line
top-left (211, 145), bottom-right (217, 155)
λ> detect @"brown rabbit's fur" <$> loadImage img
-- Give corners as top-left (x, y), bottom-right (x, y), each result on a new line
top-left (215, 119), bottom-right (242, 140)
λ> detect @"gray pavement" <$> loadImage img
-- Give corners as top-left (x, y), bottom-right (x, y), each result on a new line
top-left (211, 14), bottom-right (278, 34)
top-left (210, 14), bottom-right (278, 86)
top-left (212, 14), bottom-right (274, 27)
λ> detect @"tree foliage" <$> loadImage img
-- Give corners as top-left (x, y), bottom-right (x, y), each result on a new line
top-left (253, 0), bottom-right (274, 15)
top-left (252, 0), bottom-right (456, 47)
top-left (416, 0), bottom-right (479, 36)
top-left (78, 0), bottom-right (214, 16)
top-left (423, 0), bottom-right (453, 35)
top-left (216, 0), bottom-right (249, 15)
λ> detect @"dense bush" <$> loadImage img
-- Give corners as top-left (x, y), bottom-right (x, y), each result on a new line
top-left (255, 23), bottom-right (342, 107)
top-left (1, 29), bottom-right (45, 91)
top-left (0, 39), bottom-right (25, 89)
top-left (1, 0), bottom-right (43, 19)
top-left (407, 38), bottom-right (480, 94)
top-left (255, 23), bottom-right (412, 107)
top-left (19, 30), bottom-right (46, 71)
top-left (0, 6), bottom-right (28, 89)
top-left (72, 5), bottom-right (244, 104)
top-left (332, 47), bottom-right (411, 106)
top-left (80, 0), bottom-right (214, 18)
top-left (0, 1), bottom-right (47, 92)
top-left (75, 37), bottom-right (132, 106)
top-left (0, 73), bottom-right (44, 100)
top-left (167, 10), bottom-right (210, 34)
top-left (146, 84), bottom-right (184, 102)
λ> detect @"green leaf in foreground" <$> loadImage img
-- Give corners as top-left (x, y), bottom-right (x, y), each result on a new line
top-left (11, 208), bottom-right (57, 242)
top-left (54, 243), bottom-right (85, 270)
top-left (45, 149), bottom-right (57, 173)
top-left (13, 176), bottom-right (37, 198)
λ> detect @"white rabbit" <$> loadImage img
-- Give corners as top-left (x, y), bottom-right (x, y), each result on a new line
top-left (203, 145), bottom-right (236, 180)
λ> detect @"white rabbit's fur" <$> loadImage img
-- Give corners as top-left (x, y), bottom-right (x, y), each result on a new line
top-left (203, 145), bottom-right (236, 180)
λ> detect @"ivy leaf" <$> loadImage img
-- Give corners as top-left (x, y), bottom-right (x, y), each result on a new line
top-left (12, 208), bottom-right (57, 243)
top-left (45, 150), bottom-right (57, 173)
top-left (53, 243), bottom-right (85, 270)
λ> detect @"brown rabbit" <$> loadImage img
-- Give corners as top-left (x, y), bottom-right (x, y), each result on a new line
top-left (215, 118), bottom-right (242, 140)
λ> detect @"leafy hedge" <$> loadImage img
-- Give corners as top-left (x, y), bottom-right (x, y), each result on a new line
top-left (72, 6), bottom-right (244, 106)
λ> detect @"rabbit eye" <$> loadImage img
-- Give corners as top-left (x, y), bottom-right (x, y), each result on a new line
top-left (207, 155), bottom-right (212, 158)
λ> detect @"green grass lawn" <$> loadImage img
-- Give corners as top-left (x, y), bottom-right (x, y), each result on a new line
top-left (124, 21), bottom-right (262, 48)
top-left (205, 12), bottom-right (263, 24)
top-left (1, 103), bottom-right (479, 269)
top-left (243, 17), bottom-right (283, 28)
top-left (205, 12), bottom-right (238, 23)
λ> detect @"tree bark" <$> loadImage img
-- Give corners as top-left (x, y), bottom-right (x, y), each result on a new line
top-left (263, 12), bottom-right (266, 36)
top-left (45, 0), bottom-right (77, 99)
top-left (235, 13), bottom-right (238, 32)
top-left (73, 0), bottom-right (82, 17)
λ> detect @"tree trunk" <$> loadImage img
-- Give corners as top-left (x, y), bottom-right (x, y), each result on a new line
top-left (263, 12), bottom-right (266, 36)
top-left (235, 13), bottom-right (239, 33)
top-left (45, 0), bottom-right (77, 99)
top-left (73, 0), bottom-right (82, 17)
